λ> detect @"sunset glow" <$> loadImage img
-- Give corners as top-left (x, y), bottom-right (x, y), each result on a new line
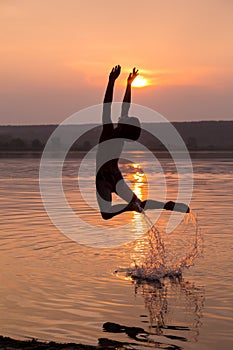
top-left (132, 76), bottom-right (148, 88)
top-left (0, 0), bottom-right (232, 124)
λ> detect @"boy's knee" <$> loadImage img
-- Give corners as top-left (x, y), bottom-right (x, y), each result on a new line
top-left (101, 212), bottom-right (113, 220)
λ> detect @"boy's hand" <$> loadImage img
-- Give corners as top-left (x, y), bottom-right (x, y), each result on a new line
top-left (127, 67), bottom-right (139, 85)
top-left (109, 65), bottom-right (121, 81)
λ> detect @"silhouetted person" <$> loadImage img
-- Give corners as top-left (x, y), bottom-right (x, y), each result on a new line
top-left (96, 65), bottom-right (189, 219)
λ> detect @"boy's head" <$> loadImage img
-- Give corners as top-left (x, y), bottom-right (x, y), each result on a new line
top-left (117, 116), bottom-right (141, 141)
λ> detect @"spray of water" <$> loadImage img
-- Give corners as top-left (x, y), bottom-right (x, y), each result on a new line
top-left (129, 211), bottom-right (203, 281)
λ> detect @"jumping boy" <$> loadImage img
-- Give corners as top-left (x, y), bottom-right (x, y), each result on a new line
top-left (96, 65), bottom-right (189, 220)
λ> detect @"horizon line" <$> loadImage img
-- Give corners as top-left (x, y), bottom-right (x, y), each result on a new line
top-left (0, 119), bottom-right (233, 127)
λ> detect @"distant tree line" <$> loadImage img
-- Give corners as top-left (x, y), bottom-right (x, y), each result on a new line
top-left (0, 134), bottom-right (232, 152)
top-left (0, 138), bottom-right (45, 151)
top-left (1, 121), bottom-right (233, 152)
top-left (0, 137), bottom-right (93, 152)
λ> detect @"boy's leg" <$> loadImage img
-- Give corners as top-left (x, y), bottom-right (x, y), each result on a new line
top-left (115, 179), bottom-right (165, 211)
top-left (141, 200), bottom-right (189, 213)
top-left (96, 179), bottom-right (141, 219)
top-left (140, 199), bottom-right (165, 210)
top-left (96, 179), bottom-right (113, 219)
top-left (115, 178), bottom-right (138, 203)
top-left (115, 179), bottom-right (189, 213)
top-left (96, 179), bottom-right (189, 219)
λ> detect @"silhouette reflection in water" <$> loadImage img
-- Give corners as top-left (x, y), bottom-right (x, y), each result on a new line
top-left (99, 276), bottom-right (205, 349)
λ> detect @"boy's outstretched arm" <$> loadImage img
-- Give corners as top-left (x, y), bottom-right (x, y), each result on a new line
top-left (102, 65), bottom-right (121, 125)
top-left (120, 67), bottom-right (139, 118)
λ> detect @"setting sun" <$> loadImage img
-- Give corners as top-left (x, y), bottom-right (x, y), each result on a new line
top-left (132, 75), bottom-right (148, 88)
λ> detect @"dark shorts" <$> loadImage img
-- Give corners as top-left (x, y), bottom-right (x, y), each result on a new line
top-left (96, 168), bottom-right (124, 194)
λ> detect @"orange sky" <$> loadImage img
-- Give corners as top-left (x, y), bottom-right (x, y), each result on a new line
top-left (0, 0), bottom-right (233, 124)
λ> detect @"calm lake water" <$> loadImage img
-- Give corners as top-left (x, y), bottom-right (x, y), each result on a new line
top-left (0, 153), bottom-right (232, 349)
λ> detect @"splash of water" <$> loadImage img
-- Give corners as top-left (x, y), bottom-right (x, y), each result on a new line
top-left (129, 211), bottom-right (203, 281)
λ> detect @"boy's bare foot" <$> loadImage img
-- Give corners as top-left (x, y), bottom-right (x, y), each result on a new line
top-left (164, 201), bottom-right (190, 213)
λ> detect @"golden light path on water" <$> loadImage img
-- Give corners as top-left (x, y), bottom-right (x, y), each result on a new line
top-left (132, 163), bottom-right (146, 238)
top-left (124, 162), bottom-right (202, 280)
top-left (131, 164), bottom-right (148, 266)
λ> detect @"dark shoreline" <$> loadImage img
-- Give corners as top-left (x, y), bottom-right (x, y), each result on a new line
top-left (0, 334), bottom-right (133, 349)
top-left (0, 335), bottom-right (99, 349)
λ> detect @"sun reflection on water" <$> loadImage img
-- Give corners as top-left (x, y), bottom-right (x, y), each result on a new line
top-left (127, 163), bottom-right (149, 262)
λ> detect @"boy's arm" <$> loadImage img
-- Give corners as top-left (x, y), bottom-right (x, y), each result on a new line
top-left (102, 65), bottom-right (121, 125)
top-left (120, 67), bottom-right (139, 118)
